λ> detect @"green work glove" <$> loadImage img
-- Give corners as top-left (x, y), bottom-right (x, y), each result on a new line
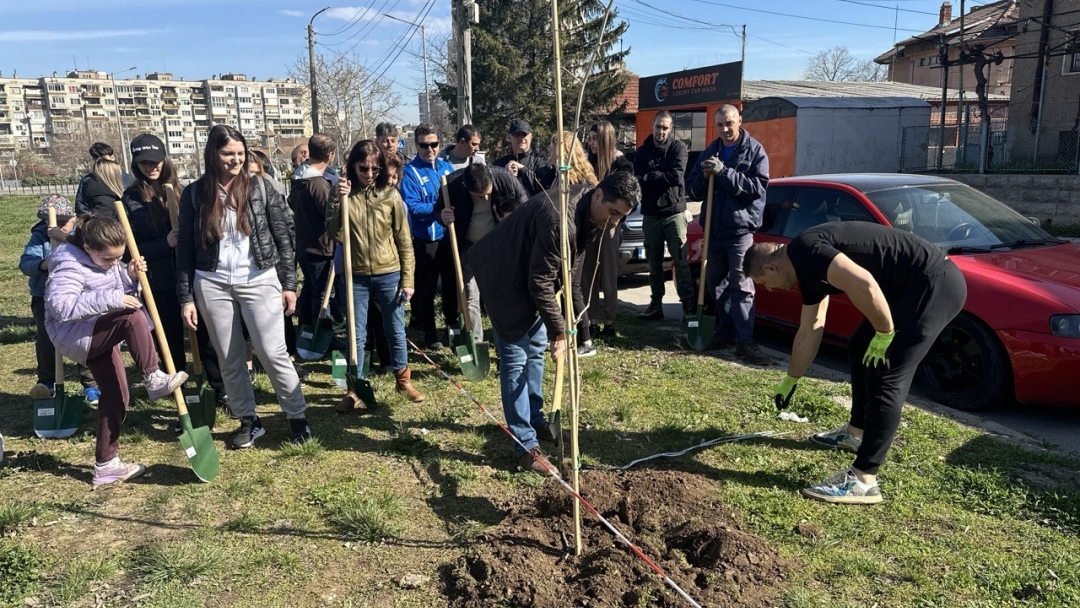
top-left (862, 330), bottom-right (895, 369)
top-left (773, 374), bottom-right (799, 411)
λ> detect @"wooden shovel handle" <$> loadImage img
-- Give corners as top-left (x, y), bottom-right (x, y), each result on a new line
top-left (48, 208), bottom-right (64, 384)
top-left (318, 263), bottom-right (336, 316)
top-left (440, 176), bottom-right (471, 331)
top-left (696, 175), bottom-right (715, 307)
top-left (114, 200), bottom-right (188, 416)
top-left (164, 184), bottom-right (179, 231)
top-left (341, 194), bottom-right (358, 367)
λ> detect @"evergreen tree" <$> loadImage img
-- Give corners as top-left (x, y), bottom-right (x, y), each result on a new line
top-left (439, 0), bottom-right (629, 157)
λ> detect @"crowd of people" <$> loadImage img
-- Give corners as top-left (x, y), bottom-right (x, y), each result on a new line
top-left (18, 108), bottom-right (965, 505)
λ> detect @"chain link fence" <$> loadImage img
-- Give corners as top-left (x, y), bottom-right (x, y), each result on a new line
top-left (902, 120), bottom-right (1080, 174)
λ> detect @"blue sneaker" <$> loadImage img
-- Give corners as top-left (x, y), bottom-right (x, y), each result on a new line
top-left (801, 468), bottom-right (883, 505)
top-left (84, 386), bottom-right (101, 406)
top-left (811, 424), bottom-right (862, 453)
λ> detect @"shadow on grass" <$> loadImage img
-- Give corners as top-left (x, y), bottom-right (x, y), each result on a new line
top-left (946, 434), bottom-right (1080, 532)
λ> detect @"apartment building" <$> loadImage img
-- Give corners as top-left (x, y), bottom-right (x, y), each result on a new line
top-left (0, 70), bottom-right (310, 166)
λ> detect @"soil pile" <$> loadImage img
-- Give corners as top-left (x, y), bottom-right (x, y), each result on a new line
top-left (443, 469), bottom-right (788, 607)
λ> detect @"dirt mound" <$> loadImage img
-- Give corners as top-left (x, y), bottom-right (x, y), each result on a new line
top-left (443, 469), bottom-right (788, 607)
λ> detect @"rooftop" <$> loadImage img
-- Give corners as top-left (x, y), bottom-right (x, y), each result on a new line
top-left (743, 79), bottom-right (1008, 103)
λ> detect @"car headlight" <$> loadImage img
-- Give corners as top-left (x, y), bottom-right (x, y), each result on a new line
top-left (1049, 315), bottom-right (1080, 338)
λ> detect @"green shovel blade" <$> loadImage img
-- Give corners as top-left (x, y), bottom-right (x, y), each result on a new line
top-left (33, 382), bottom-right (82, 439)
top-left (177, 413), bottom-right (218, 482)
top-left (686, 310), bottom-right (716, 352)
top-left (346, 366), bottom-right (377, 409)
top-left (331, 350), bottom-right (348, 389)
top-left (183, 376), bottom-right (216, 431)
top-left (296, 320), bottom-right (333, 360)
top-left (449, 318), bottom-right (489, 381)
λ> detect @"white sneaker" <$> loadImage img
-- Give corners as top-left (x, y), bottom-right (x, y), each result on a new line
top-left (811, 424), bottom-right (862, 453)
top-left (92, 457), bottom-right (146, 486)
top-left (143, 370), bottom-right (188, 401)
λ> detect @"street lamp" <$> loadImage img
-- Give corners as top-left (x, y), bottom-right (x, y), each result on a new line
top-left (111, 66), bottom-right (137, 168)
top-left (308, 6), bottom-right (331, 134)
top-left (384, 13), bottom-right (431, 123)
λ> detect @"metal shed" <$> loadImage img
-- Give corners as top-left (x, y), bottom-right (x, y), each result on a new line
top-left (742, 96), bottom-right (931, 177)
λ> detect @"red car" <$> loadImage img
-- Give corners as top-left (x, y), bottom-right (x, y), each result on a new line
top-left (687, 174), bottom-right (1080, 411)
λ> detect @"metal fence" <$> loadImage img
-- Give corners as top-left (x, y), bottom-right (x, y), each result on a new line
top-left (0, 183), bottom-right (79, 198)
top-left (902, 120), bottom-right (1080, 174)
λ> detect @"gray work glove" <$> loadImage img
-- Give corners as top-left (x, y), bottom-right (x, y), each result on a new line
top-left (702, 156), bottom-right (723, 176)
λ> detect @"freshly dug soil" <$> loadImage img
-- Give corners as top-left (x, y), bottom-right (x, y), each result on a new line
top-left (443, 469), bottom-right (788, 607)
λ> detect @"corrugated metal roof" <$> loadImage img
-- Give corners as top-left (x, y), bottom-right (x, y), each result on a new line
top-left (742, 79), bottom-right (1008, 102)
top-left (752, 96), bottom-right (931, 109)
top-left (874, 0), bottom-right (1018, 63)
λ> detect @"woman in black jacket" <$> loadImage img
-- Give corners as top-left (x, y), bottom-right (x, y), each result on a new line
top-left (177, 124), bottom-right (310, 448)
top-left (121, 136), bottom-right (227, 412)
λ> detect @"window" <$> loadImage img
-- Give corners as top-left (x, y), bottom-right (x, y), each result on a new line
top-left (168, 130), bottom-right (182, 138)
top-left (50, 96), bottom-right (65, 104)
top-left (1069, 50), bottom-right (1080, 74)
top-left (671, 110), bottom-right (708, 152)
top-left (780, 187), bottom-right (875, 238)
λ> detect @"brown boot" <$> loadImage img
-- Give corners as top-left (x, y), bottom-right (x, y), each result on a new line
top-left (335, 392), bottom-right (360, 413)
top-left (394, 367), bottom-right (424, 402)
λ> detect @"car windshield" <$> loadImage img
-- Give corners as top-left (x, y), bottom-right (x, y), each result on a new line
top-left (864, 183), bottom-right (1057, 251)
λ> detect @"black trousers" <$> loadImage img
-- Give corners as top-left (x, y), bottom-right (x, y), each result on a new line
top-left (155, 288), bottom-right (225, 394)
top-left (848, 260), bottom-right (967, 475)
top-left (412, 238), bottom-right (458, 337)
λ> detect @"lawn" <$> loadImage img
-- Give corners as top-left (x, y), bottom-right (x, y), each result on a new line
top-left (2, 193), bottom-right (1079, 607)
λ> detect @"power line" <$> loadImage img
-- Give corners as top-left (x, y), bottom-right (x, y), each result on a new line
top-left (319, 4), bottom-right (377, 38)
top-left (831, 0), bottom-right (937, 16)
top-left (684, 0), bottom-right (925, 32)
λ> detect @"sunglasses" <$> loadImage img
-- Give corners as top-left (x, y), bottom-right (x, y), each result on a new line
top-left (356, 165), bottom-right (381, 175)
top-left (416, 141), bottom-right (440, 150)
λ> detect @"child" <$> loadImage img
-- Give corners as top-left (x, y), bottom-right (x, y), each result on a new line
top-left (45, 214), bottom-right (187, 485)
top-left (20, 195), bottom-right (100, 404)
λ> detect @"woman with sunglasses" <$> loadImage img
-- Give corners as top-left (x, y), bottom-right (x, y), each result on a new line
top-left (330, 141), bottom-right (423, 411)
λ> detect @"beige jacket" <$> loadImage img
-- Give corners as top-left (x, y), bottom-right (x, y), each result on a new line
top-left (326, 184), bottom-right (415, 289)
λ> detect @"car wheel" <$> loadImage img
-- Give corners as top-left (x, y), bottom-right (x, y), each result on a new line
top-left (917, 313), bottom-right (1012, 411)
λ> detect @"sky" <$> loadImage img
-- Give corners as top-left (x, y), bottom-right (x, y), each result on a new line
top-left (0, 0), bottom-right (993, 125)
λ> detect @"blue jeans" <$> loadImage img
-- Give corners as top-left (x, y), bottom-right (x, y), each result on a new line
top-left (494, 317), bottom-right (548, 456)
top-left (705, 232), bottom-right (756, 344)
top-left (298, 251), bottom-right (344, 327)
top-left (351, 272), bottom-right (408, 372)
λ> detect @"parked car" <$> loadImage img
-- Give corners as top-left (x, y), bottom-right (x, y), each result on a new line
top-left (617, 207), bottom-right (694, 276)
top-left (686, 174), bottom-right (1080, 411)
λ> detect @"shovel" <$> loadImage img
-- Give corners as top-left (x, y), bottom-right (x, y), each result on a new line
top-left (183, 328), bottom-right (217, 430)
top-left (116, 200), bottom-right (218, 483)
top-left (440, 176), bottom-right (489, 381)
top-left (296, 263), bottom-right (337, 360)
top-left (686, 175), bottom-right (716, 351)
top-left (339, 192), bottom-right (376, 408)
top-left (33, 207), bottom-right (84, 439)
top-left (331, 348), bottom-right (369, 390)
top-left (549, 351), bottom-right (568, 477)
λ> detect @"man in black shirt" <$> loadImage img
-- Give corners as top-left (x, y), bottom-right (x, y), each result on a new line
top-left (744, 222), bottom-right (967, 504)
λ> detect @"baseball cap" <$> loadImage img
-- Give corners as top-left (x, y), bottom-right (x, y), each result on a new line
top-left (130, 134), bottom-right (166, 165)
top-left (508, 119), bottom-right (532, 135)
top-left (37, 194), bottom-right (75, 224)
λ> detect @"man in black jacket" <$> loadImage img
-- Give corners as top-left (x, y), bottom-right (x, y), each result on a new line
top-left (436, 164), bottom-right (528, 343)
top-left (469, 171), bottom-right (640, 475)
top-left (634, 111), bottom-right (693, 321)
top-left (493, 119), bottom-right (555, 197)
top-left (288, 133), bottom-right (337, 329)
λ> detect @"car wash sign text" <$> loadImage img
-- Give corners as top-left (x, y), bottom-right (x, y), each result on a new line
top-left (638, 61), bottom-right (742, 110)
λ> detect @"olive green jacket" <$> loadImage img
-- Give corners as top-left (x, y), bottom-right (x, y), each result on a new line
top-left (326, 184), bottom-right (415, 289)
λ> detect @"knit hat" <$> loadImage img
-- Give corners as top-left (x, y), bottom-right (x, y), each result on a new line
top-left (37, 194), bottom-right (75, 224)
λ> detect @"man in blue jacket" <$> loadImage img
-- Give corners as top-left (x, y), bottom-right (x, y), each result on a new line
top-left (686, 104), bottom-right (770, 365)
top-left (400, 123), bottom-right (455, 348)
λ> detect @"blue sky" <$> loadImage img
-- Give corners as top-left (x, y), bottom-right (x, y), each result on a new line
top-left (0, 0), bottom-right (983, 124)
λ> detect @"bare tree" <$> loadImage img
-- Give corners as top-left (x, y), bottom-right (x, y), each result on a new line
top-left (804, 47), bottom-right (886, 82)
top-left (289, 52), bottom-right (403, 150)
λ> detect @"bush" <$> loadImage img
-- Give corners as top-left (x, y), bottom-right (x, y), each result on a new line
top-left (20, 175), bottom-right (81, 187)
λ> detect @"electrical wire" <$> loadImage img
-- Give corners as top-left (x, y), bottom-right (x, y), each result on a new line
top-left (684, 0), bottom-right (925, 33)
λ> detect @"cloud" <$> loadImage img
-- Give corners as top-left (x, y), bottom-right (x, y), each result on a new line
top-left (326, 7), bottom-right (377, 22)
top-left (279, 10), bottom-right (305, 17)
top-left (0, 28), bottom-right (167, 42)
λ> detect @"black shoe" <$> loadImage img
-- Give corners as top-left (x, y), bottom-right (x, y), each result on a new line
top-left (293, 361), bottom-right (311, 382)
top-left (599, 325), bottom-right (617, 338)
top-left (170, 419), bottom-right (183, 435)
top-left (735, 341), bottom-right (771, 365)
top-left (681, 300), bottom-right (697, 316)
top-left (588, 324), bottom-right (600, 339)
top-left (708, 335), bottom-right (736, 350)
top-left (423, 332), bottom-right (444, 350)
top-left (639, 302), bottom-right (664, 321)
top-left (289, 418), bottom-right (313, 445)
top-left (517, 447), bottom-right (554, 477)
top-left (230, 416), bottom-right (265, 450)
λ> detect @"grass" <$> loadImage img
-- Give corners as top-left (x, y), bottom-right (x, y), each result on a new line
top-left (2, 193), bottom-right (1080, 606)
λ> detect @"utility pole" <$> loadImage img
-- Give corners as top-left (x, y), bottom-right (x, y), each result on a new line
top-left (308, 6), bottom-right (331, 134)
top-left (456, 0), bottom-right (478, 125)
top-left (938, 35), bottom-right (949, 171)
top-left (385, 13), bottom-right (431, 123)
top-left (110, 66), bottom-right (137, 169)
top-left (957, 0), bottom-right (966, 164)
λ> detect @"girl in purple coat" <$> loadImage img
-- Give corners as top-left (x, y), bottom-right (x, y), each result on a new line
top-left (45, 215), bottom-right (188, 486)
